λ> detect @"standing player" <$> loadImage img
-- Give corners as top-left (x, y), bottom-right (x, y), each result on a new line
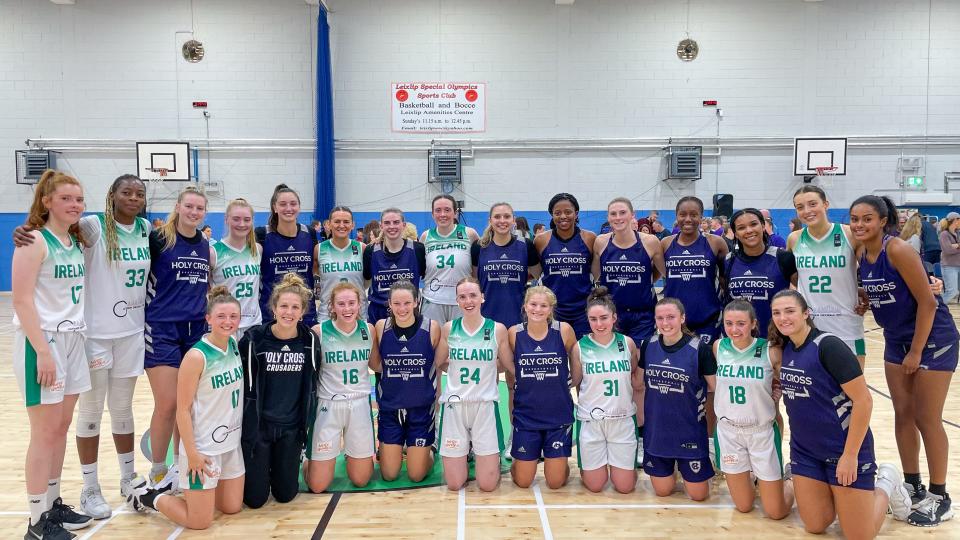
top-left (145, 187), bottom-right (210, 490)
top-left (661, 196), bottom-right (729, 345)
top-left (316, 206), bottom-right (365, 322)
top-left (640, 298), bottom-right (715, 501)
top-left (210, 198), bottom-right (261, 338)
top-left (127, 288), bottom-right (245, 530)
top-left (365, 208), bottom-right (425, 324)
top-left (788, 186), bottom-right (865, 362)
top-left (306, 283), bottom-right (377, 492)
top-left (420, 195), bottom-right (480, 323)
top-left (724, 208), bottom-right (796, 338)
top-left (370, 281), bottom-right (440, 483)
top-left (505, 286), bottom-right (577, 489)
top-left (592, 198), bottom-right (665, 344)
top-left (435, 277), bottom-right (511, 492)
top-left (472, 202), bottom-right (541, 328)
top-left (769, 290), bottom-right (912, 537)
top-left (257, 184), bottom-right (319, 327)
top-left (851, 196), bottom-right (959, 526)
top-left (570, 287), bottom-right (642, 494)
top-left (536, 193), bottom-right (596, 337)
top-left (13, 170), bottom-right (93, 538)
top-left (713, 300), bottom-right (793, 519)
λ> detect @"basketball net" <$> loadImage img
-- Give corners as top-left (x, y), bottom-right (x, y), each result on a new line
top-left (815, 166), bottom-right (838, 187)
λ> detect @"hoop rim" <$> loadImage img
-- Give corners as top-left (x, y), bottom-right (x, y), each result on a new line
top-left (815, 166), bottom-right (839, 176)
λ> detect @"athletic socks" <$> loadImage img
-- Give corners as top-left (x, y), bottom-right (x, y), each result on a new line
top-left (150, 462), bottom-right (168, 484)
top-left (905, 472), bottom-right (923, 487)
top-left (118, 451), bottom-right (136, 480)
top-left (930, 483), bottom-right (948, 497)
top-left (81, 462), bottom-right (99, 488)
top-left (46, 478), bottom-right (60, 508)
top-left (28, 493), bottom-right (47, 525)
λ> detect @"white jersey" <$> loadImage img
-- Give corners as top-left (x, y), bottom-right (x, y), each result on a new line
top-left (575, 333), bottom-right (635, 420)
top-left (441, 317), bottom-right (500, 403)
top-left (81, 215), bottom-right (150, 338)
top-left (211, 239), bottom-right (262, 330)
top-left (317, 319), bottom-right (372, 400)
top-left (793, 223), bottom-right (864, 341)
top-left (189, 336), bottom-right (243, 455)
top-left (14, 228), bottom-right (86, 333)
top-left (316, 239), bottom-right (365, 321)
top-left (423, 225), bottom-right (473, 305)
top-left (713, 337), bottom-right (776, 426)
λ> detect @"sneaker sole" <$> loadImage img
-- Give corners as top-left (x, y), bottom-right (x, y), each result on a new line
top-left (62, 518), bottom-right (93, 530)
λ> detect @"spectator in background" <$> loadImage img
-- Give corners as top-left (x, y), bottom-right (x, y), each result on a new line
top-left (322, 219), bottom-right (332, 240)
top-left (899, 213), bottom-right (923, 254)
top-left (710, 216), bottom-right (726, 236)
top-left (788, 217), bottom-right (803, 233)
top-left (921, 213), bottom-right (943, 270)
top-left (402, 222), bottom-right (418, 241)
top-left (201, 224), bottom-right (213, 239)
top-left (599, 221), bottom-right (612, 234)
top-left (152, 217), bottom-right (164, 229)
top-left (765, 217), bottom-right (786, 248)
top-left (636, 210), bottom-right (659, 232)
top-left (311, 219), bottom-right (322, 240)
top-left (515, 216), bottom-right (532, 240)
top-left (722, 223), bottom-right (735, 252)
top-left (651, 220), bottom-right (669, 240)
top-left (939, 212), bottom-right (960, 303)
top-left (362, 219), bottom-right (381, 244)
top-left (356, 230), bottom-right (365, 243)
top-left (532, 223), bottom-right (545, 236)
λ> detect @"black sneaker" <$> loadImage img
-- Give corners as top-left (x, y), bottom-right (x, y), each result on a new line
top-left (46, 499), bottom-right (91, 531)
top-left (126, 476), bottom-right (169, 513)
top-left (24, 511), bottom-right (75, 540)
top-left (906, 482), bottom-right (928, 508)
top-left (908, 493), bottom-right (954, 527)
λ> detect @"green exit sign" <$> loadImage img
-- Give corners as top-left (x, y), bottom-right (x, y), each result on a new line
top-left (906, 176), bottom-right (925, 187)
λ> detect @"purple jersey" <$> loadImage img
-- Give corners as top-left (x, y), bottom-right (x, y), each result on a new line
top-left (540, 231), bottom-right (592, 324)
top-left (477, 238), bottom-right (529, 328)
top-left (598, 233), bottom-right (656, 311)
top-left (640, 335), bottom-right (711, 460)
top-left (860, 237), bottom-right (959, 345)
top-left (781, 330), bottom-right (875, 461)
top-left (512, 322), bottom-right (573, 430)
top-left (664, 234), bottom-right (722, 326)
top-left (725, 247), bottom-right (791, 338)
top-left (376, 317), bottom-right (436, 410)
top-left (368, 240), bottom-right (421, 313)
top-left (258, 225), bottom-right (317, 327)
top-left (145, 231), bottom-right (210, 322)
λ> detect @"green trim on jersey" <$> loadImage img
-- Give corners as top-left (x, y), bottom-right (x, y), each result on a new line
top-left (24, 337), bottom-right (40, 407)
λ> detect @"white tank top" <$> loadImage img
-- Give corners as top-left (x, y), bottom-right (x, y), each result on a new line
top-left (794, 223), bottom-right (864, 341)
top-left (14, 228), bottom-right (86, 333)
top-left (713, 337), bottom-right (775, 426)
top-left (81, 215), bottom-right (151, 338)
top-left (188, 336), bottom-right (243, 455)
top-left (440, 317), bottom-right (500, 403)
top-left (575, 333), bottom-right (635, 420)
top-left (423, 225), bottom-right (473, 305)
top-left (211, 239), bottom-right (262, 330)
top-left (316, 239), bottom-right (365, 321)
top-left (317, 319), bottom-right (373, 400)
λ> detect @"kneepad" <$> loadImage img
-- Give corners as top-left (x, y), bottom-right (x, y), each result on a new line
top-left (107, 376), bottom-right (137, 435)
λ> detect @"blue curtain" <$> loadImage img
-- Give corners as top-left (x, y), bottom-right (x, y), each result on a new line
top-left (314, 5), bottom-right (335, 220)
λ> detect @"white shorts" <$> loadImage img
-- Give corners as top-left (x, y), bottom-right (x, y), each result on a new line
top-left (575, 416), bottom-right (638, 471)
top-left (180, 446), bottom-right (245, 491)
top-left (310, 397), bottom-right (376, 461)
top-left (14, 330), bottom-right (90, 407)
top-left (438, 401), bottom-right (503, 458)
top-left (713, 420), bottom-right (784, 482)
top-left (85, 332), bottom-right (145, 378)
top-left (421, 299), bottom-right (463, 325)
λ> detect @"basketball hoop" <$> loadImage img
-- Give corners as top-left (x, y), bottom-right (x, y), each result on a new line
top-left (815, 166), bottom-right (839, 176)
top-left (147, 167), bottom-right (169, 178)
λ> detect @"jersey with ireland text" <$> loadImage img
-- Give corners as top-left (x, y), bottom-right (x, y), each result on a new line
top-left (793, 223), bottom-right (863, 341)
top-left (211, 239), bottom-right (262, 330)
top-left (316, 239), bottom-right (365, 321)
top-left (81, 215), bottom-right (150, 338)
top-left (423, 225), bottom-right (472, 306)
top-left (441, 317), bottom-right (499, 403)
top-left (575, 333), bottom-right (634, 421)
top-left (317, 319), bottom-right (372, 401)
top-left (13, 228), bottom-right (86, 333)
top-left (189, 336), bottom-right (243, 455)
top-left (714, 337), bottom-right (775, 426)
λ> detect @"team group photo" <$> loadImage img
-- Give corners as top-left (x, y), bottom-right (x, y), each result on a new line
top-left (2, 0), bottom-right (960, 539)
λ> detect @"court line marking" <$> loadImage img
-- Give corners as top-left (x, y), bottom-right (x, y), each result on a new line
top-left (532, 484), bottom-right (554, 540)
top-left (166, 526), bottom-right (183, 540)
top-left (312, 492), bottom-right (342, 540)
top-left (457, 488), bottom-right (466, 540)
top-left (464, 503), bottom-right (737, 510)
top-left (77, 503), bottom-right (128, 540)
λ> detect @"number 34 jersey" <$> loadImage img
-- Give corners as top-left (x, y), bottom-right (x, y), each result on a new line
top-left (82, 214), bottom-right (151, 339)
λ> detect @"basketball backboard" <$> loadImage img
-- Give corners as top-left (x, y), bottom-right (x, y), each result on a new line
top-left (136, 142), bottom-right (191, 181)
top-left (793, 137), bottom-right (847, 176)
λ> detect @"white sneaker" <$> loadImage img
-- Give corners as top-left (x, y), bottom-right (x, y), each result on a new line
top-left (79, 485), bottom-right (111, 520)
top-left (876, 463), bottom-right (912, 521)
top-left (123, 475), bottom-right (151, 513)
top-left (121, 473), bottom-right (146, 499)
top-left (155, 463), bottom-right (181, 495)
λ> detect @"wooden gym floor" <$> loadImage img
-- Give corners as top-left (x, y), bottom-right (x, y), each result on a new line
top-left (0, 295), bottom-right (957, 539)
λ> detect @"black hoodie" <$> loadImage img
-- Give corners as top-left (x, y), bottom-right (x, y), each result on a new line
top-left (239, 322), bottom-right (320, 457)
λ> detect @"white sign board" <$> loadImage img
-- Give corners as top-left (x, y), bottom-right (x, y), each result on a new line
top-left (391, 82), bottom-right (485, 133)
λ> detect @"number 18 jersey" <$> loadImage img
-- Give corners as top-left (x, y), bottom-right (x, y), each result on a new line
top-left (714, 337), bottom-right (775, 426)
